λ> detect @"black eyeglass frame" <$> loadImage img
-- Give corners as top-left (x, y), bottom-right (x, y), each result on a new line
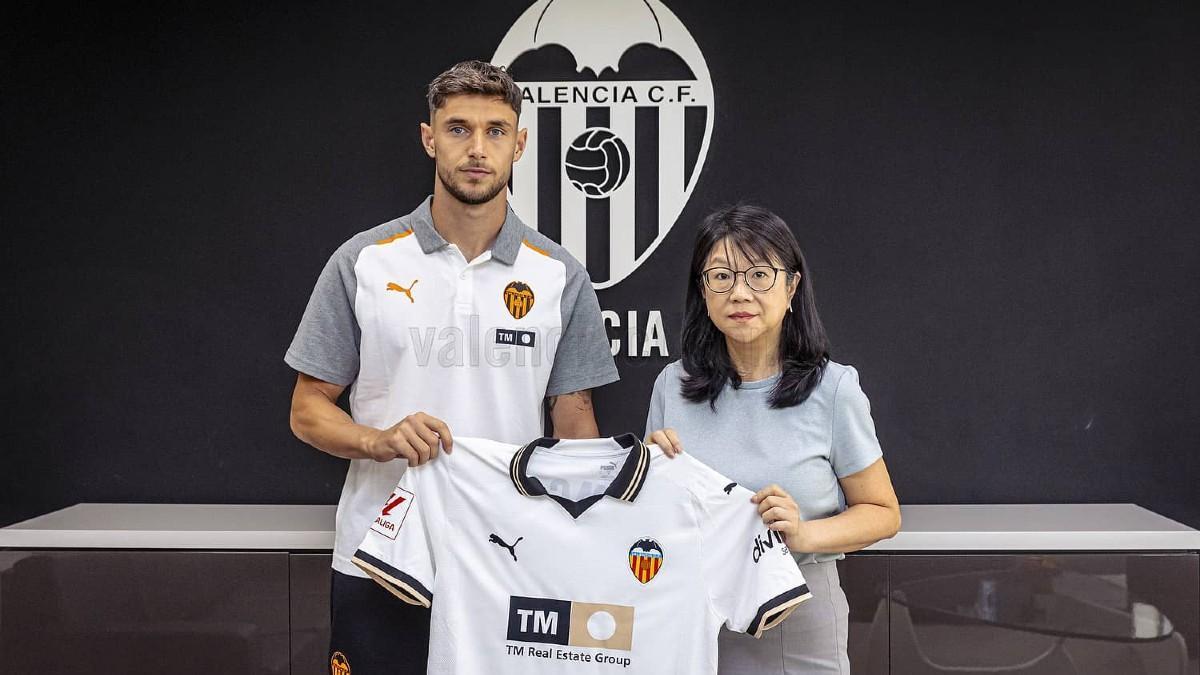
top-left (699, 265), bottom-right (796, 293)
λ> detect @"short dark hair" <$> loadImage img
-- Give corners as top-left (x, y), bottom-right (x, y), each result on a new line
top-left (426, 60), bottom-right (522, 119)
top-left (680, 204), bottom-right (831, 409)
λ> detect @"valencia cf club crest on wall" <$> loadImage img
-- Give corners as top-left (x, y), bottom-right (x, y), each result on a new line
top-left (493, 0), bottom-right (714, 288)
top-left (628, 537), bottom-right (664, 584)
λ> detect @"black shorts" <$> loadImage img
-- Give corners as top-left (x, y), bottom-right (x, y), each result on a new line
top-left (329, 569), bottom-right (429, 675)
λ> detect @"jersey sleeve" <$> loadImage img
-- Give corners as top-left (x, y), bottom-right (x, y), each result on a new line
top-left (830, 366), bottom-right (884, 478)
top-left (545, 262), bottom-right (620, 396)
top-left (284, 238), bottom-right (363, 386)
top-left (350, 461), bottom-right (446, 608)
top-left (698, 477), bottom-right (812, 637)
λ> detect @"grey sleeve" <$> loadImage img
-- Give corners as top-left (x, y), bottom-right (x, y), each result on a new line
top-left (829, 366), bottom-right (884, 478)
top-left (284, 241), bottom-right (361, 386)
top-left (644, 365), bottom-right (669, 437)
top-left (546, 266), bottom-right (620, 396)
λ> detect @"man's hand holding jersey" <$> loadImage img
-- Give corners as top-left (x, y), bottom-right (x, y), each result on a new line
top-left (365, 412), bottom-right (454, 466)
top-left (290, 373), bottom-right (452, 467)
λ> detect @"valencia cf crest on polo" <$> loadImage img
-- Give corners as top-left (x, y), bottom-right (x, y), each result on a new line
top-left (352, 436), bottom-right (811, 674)
top-left (330, 651), bottom-right (350, 675)
top-left (503, 281), bottom-right (535, 319)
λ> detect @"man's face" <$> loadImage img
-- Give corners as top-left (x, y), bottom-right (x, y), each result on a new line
top-left (421, 94), bottom-right (526, 206)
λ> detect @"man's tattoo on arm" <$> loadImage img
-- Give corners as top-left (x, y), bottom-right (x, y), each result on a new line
top-left (548, 390), bottom-right (593, 413)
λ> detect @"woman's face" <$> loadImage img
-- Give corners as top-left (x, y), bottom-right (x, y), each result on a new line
top-left (701, 238), bottom-right (797, 351)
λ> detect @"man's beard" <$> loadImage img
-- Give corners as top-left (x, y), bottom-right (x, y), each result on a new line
top-left (437, 162), bottom-right (509, 206)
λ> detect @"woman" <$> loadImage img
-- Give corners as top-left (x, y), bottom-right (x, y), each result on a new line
top-left (646, 204), bottom-right (900, 674)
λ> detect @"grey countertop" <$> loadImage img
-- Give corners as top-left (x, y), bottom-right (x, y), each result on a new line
top-left (1, 503), bottom-right (1198, 551)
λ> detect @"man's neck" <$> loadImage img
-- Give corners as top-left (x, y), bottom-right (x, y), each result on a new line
top-left (429, 184), bottom-right (508, 263)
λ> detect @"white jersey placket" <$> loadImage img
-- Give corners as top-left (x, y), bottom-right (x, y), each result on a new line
top-left (448, 244), bottom-right (491, 367)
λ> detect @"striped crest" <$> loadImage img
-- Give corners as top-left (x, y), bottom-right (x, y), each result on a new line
top-left (493, 0), bottom-right (714, 288)
top-left (330, 651), bottom-right (351, 675)
top-left (628, 538), bottom-right (664, 584)
top-left (503, 281), bottom-right (535, 320)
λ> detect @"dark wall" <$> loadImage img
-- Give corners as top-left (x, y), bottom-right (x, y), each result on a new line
top-left (3, 2), bottom-right (1197, 528)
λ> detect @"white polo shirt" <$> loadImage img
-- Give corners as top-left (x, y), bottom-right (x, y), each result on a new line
top-left (286, 196), bottom-right (619, 576)
top-left (352, 435), bottom-right (811, 675)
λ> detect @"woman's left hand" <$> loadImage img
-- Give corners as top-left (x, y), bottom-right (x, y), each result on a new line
top-left (752, 484), bottom-right (809, 552)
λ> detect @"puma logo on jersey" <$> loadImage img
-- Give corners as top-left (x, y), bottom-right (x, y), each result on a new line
top-left (723, 482), bottom-right (737, 494)
top-left (386, 280), bottom-right (418, 303)
top-left (489, 533), bottom-right (523, 561)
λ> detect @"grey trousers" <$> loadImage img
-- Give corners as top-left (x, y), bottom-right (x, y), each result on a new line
top-left (718, 560), bottom-right (850, 675)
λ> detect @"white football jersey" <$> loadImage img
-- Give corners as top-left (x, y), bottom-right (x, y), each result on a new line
top-left (352, 434), bottom-right (811, 674)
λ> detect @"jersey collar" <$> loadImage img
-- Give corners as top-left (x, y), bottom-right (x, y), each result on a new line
top-left (409, 195), bottom-right (526, 266)
top-left (508, 433), bottom-right (651, 519)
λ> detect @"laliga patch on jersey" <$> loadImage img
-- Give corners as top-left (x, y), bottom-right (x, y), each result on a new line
top-left (628, 537), bottom-right (664, 584)
top-left (370, 487), bottom-right (414, 540)
top-left (503, 281), bottom-right (535, 319)
top-left (330, 651), bottom-right (351, 675)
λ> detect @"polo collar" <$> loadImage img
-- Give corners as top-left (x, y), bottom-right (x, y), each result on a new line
top-left (508, 433), bottom-right (652, 519)
top-left (408, 195), bottom-right (526, 266)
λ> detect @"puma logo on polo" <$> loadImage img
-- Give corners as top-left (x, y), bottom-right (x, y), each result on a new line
top-left (723, 482), bottom-right (737, 495)
top-left (489, 533), bottom-right (523, 561)
top-left (386, 280), bottom-right (418, 303)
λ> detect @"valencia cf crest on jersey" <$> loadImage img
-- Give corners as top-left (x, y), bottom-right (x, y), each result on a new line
top-left (503, 281), bottom-right (535, 319)
top-left (628, 538), bottom-right (663, 584)
top-left (330, 651), bottom-right (351, 675)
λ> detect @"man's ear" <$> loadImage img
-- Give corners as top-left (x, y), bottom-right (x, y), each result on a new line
top-left (420, 122), bottom-right (436, 159)
top-left (513, 126), bottom-right (528, 162)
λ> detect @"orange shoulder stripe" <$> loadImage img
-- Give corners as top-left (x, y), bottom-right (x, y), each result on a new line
top-left (522, 239), bottom-right (550, 257)
top-left (376, 230), bottom-right (414, 245)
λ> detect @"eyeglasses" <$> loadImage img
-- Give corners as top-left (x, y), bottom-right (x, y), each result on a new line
top-left (700, 266), bottom-right (794, 293)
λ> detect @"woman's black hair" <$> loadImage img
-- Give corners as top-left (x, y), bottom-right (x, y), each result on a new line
top-left (680, 204), bottom-right (830, 409)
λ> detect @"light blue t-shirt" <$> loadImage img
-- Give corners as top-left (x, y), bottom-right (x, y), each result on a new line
top-left (645, 360), bottom-right (884, 564)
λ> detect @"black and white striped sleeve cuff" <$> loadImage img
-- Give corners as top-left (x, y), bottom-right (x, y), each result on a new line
top-left (747, 585), bottom-right (812, 638)
top-left (351, 550), bottom-right (433, 608)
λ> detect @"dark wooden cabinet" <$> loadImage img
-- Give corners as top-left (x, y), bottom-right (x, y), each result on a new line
top-left (837, 553), bottom-right (1199, 674)
top-left (1, 550), bottom-right (1195, 674)
top-left (886, 553), bottom-right (1199, 675)
top-left (290, 553), bottom-right (333, 675)
top-left (0, 550), bottom-right (290, 675)
top-left (840, 554), bottom-right (890, 675)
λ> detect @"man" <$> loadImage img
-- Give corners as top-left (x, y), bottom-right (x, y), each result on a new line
top-left (286, 60), bottom-right (618, 675)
